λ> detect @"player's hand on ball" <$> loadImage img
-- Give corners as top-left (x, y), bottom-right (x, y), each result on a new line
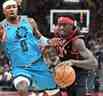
top-left (59, 60), bottom-right (73, 66)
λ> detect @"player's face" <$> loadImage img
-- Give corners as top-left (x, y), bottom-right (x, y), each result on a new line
top-left (58, 23), bottom-right (73, 37)
top-left (3, 4), bottom-right (18, 19)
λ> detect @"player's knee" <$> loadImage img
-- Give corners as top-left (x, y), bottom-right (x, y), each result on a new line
top-left (16, 80), bottom-right (29, 91)
top-left (13, 76), bottom-right (30, 91)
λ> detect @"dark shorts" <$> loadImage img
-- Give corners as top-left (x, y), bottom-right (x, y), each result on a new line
top-left (67, 67), bottom-right (96, 96)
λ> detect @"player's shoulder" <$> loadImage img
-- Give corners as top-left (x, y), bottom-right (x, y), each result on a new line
top-left (0, 19), bottom-right (7, 26)
top-left (72, 37), bottom-right (86, 50)
top-left (19, 15), bottom-right (36, 26)
top-left (28, 17), bottom-right (36, 24)
top-left (73, 37), bottom-right (85, 45)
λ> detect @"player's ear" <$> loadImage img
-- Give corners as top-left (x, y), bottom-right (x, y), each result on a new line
top-left (72, 20), bottom-right (77, 30)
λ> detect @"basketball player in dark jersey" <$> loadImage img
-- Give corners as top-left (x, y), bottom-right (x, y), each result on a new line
top-left (51, 16), bottom-right (98, 96)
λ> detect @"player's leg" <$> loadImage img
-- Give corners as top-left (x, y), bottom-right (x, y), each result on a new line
top-left (31, 59), bottom-right (60, 96)
top-left (68, 70), bottom-right (95, 96)
top-left (13, 76), bottom-right (31, 96)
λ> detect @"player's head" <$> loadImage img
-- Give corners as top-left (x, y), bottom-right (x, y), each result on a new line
top-left (2, 0), bottom-right (18, 19)
top-left (57, 16), bottom-right (76, 38)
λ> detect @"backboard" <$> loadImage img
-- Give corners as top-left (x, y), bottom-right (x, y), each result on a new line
top-left (50, 9), bottom-right (90, 33)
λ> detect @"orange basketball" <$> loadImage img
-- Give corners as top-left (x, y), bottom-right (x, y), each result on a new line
top-left (54, 63), bottom-right (76, 88)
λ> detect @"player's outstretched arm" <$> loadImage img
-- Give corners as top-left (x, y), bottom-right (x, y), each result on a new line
top-left (71, 38), bottom-right (98, 70)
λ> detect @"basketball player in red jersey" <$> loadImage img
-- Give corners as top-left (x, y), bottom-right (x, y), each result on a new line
top-left (51, 16), bottom-right (98, 96)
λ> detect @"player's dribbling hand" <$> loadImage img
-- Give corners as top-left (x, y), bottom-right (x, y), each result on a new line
top-left (59, 60), bottom-right (73, 66)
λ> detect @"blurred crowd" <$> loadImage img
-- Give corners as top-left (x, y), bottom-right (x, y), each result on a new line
top-left (0, 0), bottom-right (103, 92)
